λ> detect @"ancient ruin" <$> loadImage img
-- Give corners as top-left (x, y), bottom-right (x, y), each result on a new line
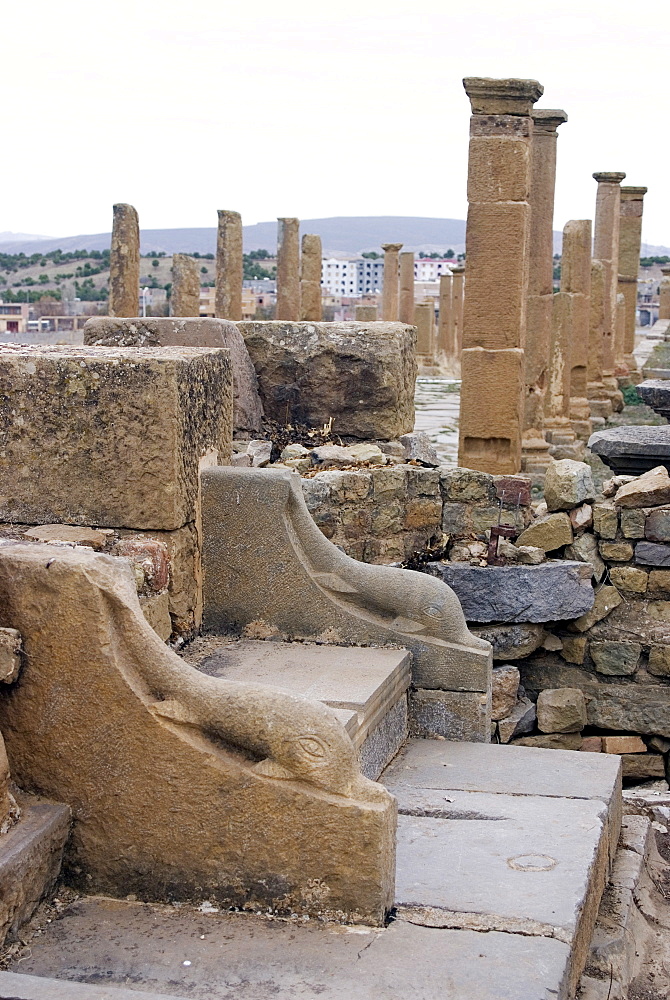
top-left (381, 243), bottom-right (402, 321)
top-left (591, 172), bottom-right (627, 408)
top-left (618, 186), bottom-right (647, 375)
top-left (300, 233), bottom-right (323, 321)
top-left (215, 209), bottom-right (243, 321)
top-left (276, 217), bottom-right (301, 321)
top-left (398, 250), bottom-right (414, 325)
top-left (108, 203), bottom-right (140, 317)
top-left (171, 253), bottom-right (200, 317)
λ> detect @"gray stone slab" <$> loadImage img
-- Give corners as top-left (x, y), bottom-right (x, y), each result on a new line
top-left (588, 425), bottom-right (670, 476)
top-left (425, 561), bottom-right (594, 623)
top-left (636, 540), bottom-right (670, 566)
top-left (0, 972), bottom-right (191, 999)
top-left (637, 379), bottom-right (670, 419)
top-left (8, 895), bottom-right (572, 1000)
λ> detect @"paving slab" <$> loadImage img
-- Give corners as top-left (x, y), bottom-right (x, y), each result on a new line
top-left (0, 972), bottom-right (190, 999)
top-left (7, 895), bottom-right (572, 1000)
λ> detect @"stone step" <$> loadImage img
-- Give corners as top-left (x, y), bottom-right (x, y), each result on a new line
top-left (381, 740), bottom-right (622, 997)
top-left (181, 637), bottom-right (411, 778)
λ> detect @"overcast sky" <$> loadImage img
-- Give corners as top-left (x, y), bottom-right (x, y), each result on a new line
top-left (5, 0), bottom-right (669, 245)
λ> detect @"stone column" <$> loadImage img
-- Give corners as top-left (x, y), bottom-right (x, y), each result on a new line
top-left (592, 172), bottom-right (626, 409)
top-left (215, 210), bottom-right (243, 321)
top-left (458, 77), bottom-right (543, 475)
top-left (414, 301), bottom-right (435, 358)
top-left (109, 203), bottom-right (140, 317)
top-left (562, 220), bottom-right (592, 442)
top-left (521, 109), bottom-right (567, 475)
top-left (381, 243), bottom-right (402, 321)
top-left (399, 251), bottom-right (415, 325)
top-left (618, 186), bottom-right (647, 374)
top-left (451, 264), bottom-right (465, 354)
top-left (355, 304), bottom-right (377, 321)
top-left (171, 254), bottom-right (201, 317)
top-left (660, 266), bottom-right (670, 320)
top-left (300, 234), bottom-right (323, 321)
top-left (615, 292), bottom-right (626, 374)
top-left (276, 218), bottom-right (301, 321)
top-left (587, 259), bottom-right (612, 425)
top-left (437, 272), bottom-right (453, 359)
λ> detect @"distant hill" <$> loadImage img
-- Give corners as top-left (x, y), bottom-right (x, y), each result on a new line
top-left (1, 218), bottom-right (668, 258)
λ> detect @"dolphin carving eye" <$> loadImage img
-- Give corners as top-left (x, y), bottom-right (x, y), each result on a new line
top-left (291, 735), bottom-right (328, 760)
top-left (425, 603), bottom-right (445, 621)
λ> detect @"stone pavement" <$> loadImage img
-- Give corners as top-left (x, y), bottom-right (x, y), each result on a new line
top-left (413, 376), bottom-right (460, 466)
top-left (4, 741), bottom-right (621, 1000)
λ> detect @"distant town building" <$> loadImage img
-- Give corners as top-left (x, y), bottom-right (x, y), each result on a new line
top-left (0, 302), bottom-right (29, 336)
top-left (321, 256), bottom-right (452, 297)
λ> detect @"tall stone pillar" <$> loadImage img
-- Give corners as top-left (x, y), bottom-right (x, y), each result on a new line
top-left (381, 243), bottom-right (402, 321)
top-left (592, 172), bottom-right (626, 408)
top-left (458, 77), bottom-right (542, 475)
top-left (587, 260), bottom-right (612, 426)
top-left (276, 218), bottom-right (301, 321)
top-left (618, 186), bottom-right (647, 375)
top-left (171, 254), bottom-right (201, 317)
top-left (414, 301), bottom-right (435, 358)
top-left (660, 266), bottom-right (670, 321)
top-left (399, 251), bottom-right (415, 325)
top-left (215, 210), bottom-right (243, 321)
top-left (300, 234), bottom-right (323, 321)
top-left (109, 203), bottom-right (140, 317)
top-left (562, 220), bottom-right (592, 442)
top-left (615, 292), bottom-right (626, 373)
top-left (451, 264), bottom-right (465, 354)
top-left (521, 109), bottom-right (567, 475)
top-left (438, 272), bottom-right (454, 359)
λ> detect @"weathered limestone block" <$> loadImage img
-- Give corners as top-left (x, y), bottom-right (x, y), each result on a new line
top-left (645, 507), bottom-right (670, 542)
top-left (602, 735), bottom-right (646, 754)
top-left (568, 586), bottom-right (621, 632)
top-left (620, 508), bottom-right (646, 539)
top-left (561, 636), bottom-right (587, 664)
top-left (109, 203), bottom-right (139, 317)
top-left (238, 321), bottom-right (416, 440)
top-left (414, 302), bottom-right (435, 357)
top-left (215, 210), bottom-right (243, 321)
top-left (441, 467), bottom-right (497, 503)
top-left (565, 532), bottom-right (605, 583)
top-left (514, 732), bottom-right (582, 750)
top-left (171, 254), bottom-right (200, 317)
top-left (648, 644), bottom-right (670, 676)
top-left (399, 432), bottom-right (439, 467)
top-left (0, 345), bottom-right (232, 531)
top-left (598, 540), bottom-right (634, 562)
top-left (459, 347), bottom-right (525, 475)
top-left (608, 566), bottom-right (648, 594)
top-left (202, 468), bottom-right (492, 738)
top-left (23, 524), bottom-right (108, 548)
top-left (590, 640), bottom-right (641, 676)
top-left (618, 187), bottom-right (647, 367)
top-left (300, 234), bottom-right (323, 322)
top-left (471, 623), bottom-right (546, 661)
top-left (516, 512), bottom-right (573, 551)
top-left (0, 543), bottom-right (396, 924)
top-left (537, 688), bottom-right (587, 733)
top-left (276, 218), bottom-right (300, 321)
top-left (84, 316), bottom-right (262, 435)
top-left (381, 243), bottom-right (402, 322)
top-left (569, 503), bottom-right (593, 533)
top-left (593, 502), bottom-right (618, 539)
top-left (355, 304), bottom-right (377, 321)
top-left (427, 561), bottom-right (593, 623)
top-left (621, 754), bottom-right (665, 780)
top-left (544, 460), bottom-right (595, 512)
top-left (615, 466), bottom-right (670, 508)
top-left (399, 252), bottom-right (414, 327)
top-left (409, 689), bottom-right (490, 741)
top-left (491, 664), bottom-right (520, 720)
top-left (497, 697), bottom-right (536, 742)
top-left (649, 570), bottom-right (670, 595)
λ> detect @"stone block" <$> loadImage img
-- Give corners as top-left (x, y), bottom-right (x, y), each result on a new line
top-left (458, 347), bottom-right (525, 475)
top-left (497, 696), bottom-right (536, 742)
top-left (491, 664), bottom-right (520, 720)
top-left (403, 498), bottom-right (442, 530)
top-left (0, 627), bottom-right (21, 683)
top-left (441, 501), bottom-right (471, 536)
top-left (404, 467), bottom-right (441, 498)
top-left (593, 502), bottom-right (619, 539)
top-left (138, 592), bottom-right (172, 640)
top-left (537, 688), bottom-right (587, 734)
top-left (598, 539), bottom-right (635, 562)
top-left (0, 798), bottom-right (71, 949)
top-left (645, 506), bottom-right (670, 542)
top-left (23, 524), bottom-right (109, 549)
top-left (648, 570), bottom-right (670, 595)
top-left (493, 475), bottom-right (532, 507)
top-left (399, 432), bottom-right (439, 467)
top-left (602, 736), bottom-right (646, 754)
top-left (427, 560), bottom-right (594, 623)
top-left (471, 623), bottom-right (546, 661)
top-left (238, 321), bottom-right (416, 440)
top-left (470, 504), bottom-right (526, 536)
top-left (621, 754), bottom-right (665, 780)
top-left (409, 688), bottom-right (490, 741)
top-left (561, 636), bottom-right (587, 664)
top-left (614, 465), bottom-right (670, 508)
top-left (608, 566), bottom-right (648, 593)
top-left (440, 467), bottom-right (497, 503)
top-left (565, 532), bottom-right (606, 583)
top-left (648, 644), bottom-right (670, 676)
top-left (515, 512), bottom-right (573, 551)
top-left (544, 459), bottom-right (595, 512)
top-left (590, 428), bottom-right (670, 477)
top-left (570, 503), bottom-right (593, 533)
top-left (568, 585), bottom-right (621, 632)
top-left (466, 135), bottom-right (531, 203)
top-left (649, 600), bottom-right (670, 622)
top-left (590, 640), bottom-right (641, 676)
top-left (84, 316), bottom-right (262, 433)
top-left (635, 541), bottom-right (670, 567)
top-left (620, 508), bottom-right (646, 539)
top-left (582, 736), bottom-right (603, 752)
top-left (0, 345), bottom-right (232, 531)
top-left (514, 732), bottom-right (583, 750)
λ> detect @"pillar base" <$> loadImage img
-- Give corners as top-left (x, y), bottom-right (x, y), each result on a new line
top-left (544, 418), bottom-right (576, 447)
top-left (569, 397), bottom-right (592, 442)
top-left (520, 433), bottom-right (553, 476)
top-left (624, 354), bottom-right (641, 385)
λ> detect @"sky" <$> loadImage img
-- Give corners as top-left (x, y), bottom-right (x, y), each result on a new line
top-left (4, 0), bottom-right (670, 245)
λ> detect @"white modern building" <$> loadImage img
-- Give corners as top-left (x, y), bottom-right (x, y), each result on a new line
top-left (321, 258), bottom-right (359, 296)
top-left (414, 259), bottom-right (454, 281)
top-left (321, 255), bottom-right (453, 297)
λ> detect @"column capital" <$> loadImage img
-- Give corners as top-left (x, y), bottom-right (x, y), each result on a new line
top-left (592, 172), bottom-right (626, 185)
top-left (620, 186), bottom-right (648, 198)
top-left (451, 263), bottom-right (465, 274)
top-left (381, 243), bottom-right (403, 253)
top-left (531, 109), bottom-right (568, 133)
top-left (463, 77), bottom-right (543, 116)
